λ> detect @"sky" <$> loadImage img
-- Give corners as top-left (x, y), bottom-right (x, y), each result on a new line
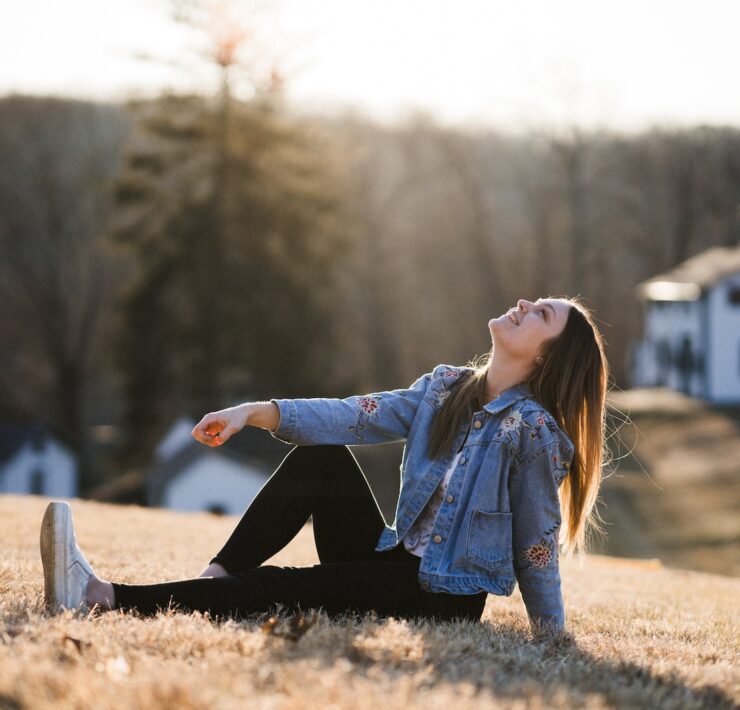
top-left (1, 0), bottom-right (739, 133)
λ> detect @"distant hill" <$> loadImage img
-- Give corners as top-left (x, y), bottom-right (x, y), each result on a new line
top-left (597, 388), bottom-right (740, 577)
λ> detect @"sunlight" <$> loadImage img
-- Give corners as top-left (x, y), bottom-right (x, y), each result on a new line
top-left (0, 0), bottom-right (739, 130)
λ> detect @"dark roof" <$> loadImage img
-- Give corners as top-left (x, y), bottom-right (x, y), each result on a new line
top-left (637, 245), bottom-right (740, 299)
top-left (0, 422), bottom-right (70, 465)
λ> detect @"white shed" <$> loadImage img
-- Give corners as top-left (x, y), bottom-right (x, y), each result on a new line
top-left (147, 415), bottom-right (290, 515)
top-left (631, 245), bottom-right (740, 404)
top-left (0, 422), bottom-right (78, 498)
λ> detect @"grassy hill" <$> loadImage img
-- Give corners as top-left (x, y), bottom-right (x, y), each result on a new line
top-left (1, 495), bottom-right (738, 709)
top-left (596, 388), bottom-right (740, 577)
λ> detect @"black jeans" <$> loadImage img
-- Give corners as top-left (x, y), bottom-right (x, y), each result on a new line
top-left (112, 445), bottom-right (488, 623)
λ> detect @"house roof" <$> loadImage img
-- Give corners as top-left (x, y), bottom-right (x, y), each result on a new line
top-left (0, 422), bottom-right (69, 465)
top-left (637, 245), bottom-right (740, 300)
top-left (147, 417), bottom-right (290, 502)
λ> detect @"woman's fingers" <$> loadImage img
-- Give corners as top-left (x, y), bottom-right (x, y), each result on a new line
top-left (192, 417), bottom-right (235, 446)
top-left (192, 418), bottom-right (221, 444)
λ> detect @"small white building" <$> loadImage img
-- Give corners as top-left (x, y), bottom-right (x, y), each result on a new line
top-left (147, 415), bottom-right (289, 515)
top-left (0, 422), bottom-right (78, 497)
top-left (631, 245), bottom-right (740, 404)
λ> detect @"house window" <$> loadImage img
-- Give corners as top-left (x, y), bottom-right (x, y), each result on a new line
top-left (30, 469), bottom-right (44, 495)
top-left (206, 504), bottom-right (227, 516)
top-left (728, 287), bottom-right (740, 305)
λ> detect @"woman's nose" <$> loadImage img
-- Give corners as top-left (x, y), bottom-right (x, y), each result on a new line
top-left (517, 299), bottom-right (532, 311)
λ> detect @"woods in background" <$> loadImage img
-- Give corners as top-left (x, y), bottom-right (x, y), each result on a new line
top-left (1, 90), bottom-right (739, 491)
top-left (0, 96), bottom-right (130, 490)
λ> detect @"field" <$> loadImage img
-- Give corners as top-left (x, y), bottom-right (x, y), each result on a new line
top-left (1, 495), bottom-right (738, 709)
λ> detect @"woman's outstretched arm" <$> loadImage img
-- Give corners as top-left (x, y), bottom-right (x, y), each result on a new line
top-left (266, 368), bottom-right (436, 446)
top-left (193, 367), bottom-right (441, 448)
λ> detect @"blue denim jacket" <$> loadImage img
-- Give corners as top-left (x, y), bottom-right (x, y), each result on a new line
top-left (270, 363), bottom-right (573, 633)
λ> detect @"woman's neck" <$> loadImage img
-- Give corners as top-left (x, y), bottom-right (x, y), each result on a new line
top-left (484, 354), bottom-right (530, 401)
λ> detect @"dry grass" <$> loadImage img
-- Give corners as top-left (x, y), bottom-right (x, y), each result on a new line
top-left (1, 495), bottom-right (738, 709)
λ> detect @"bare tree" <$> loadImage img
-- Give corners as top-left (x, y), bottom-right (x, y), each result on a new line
top-left (0, 96), bottom-right (130, 491)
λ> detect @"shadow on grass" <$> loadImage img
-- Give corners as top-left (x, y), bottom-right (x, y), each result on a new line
top-left (247, 609), bottom-right (734, 710)
top-left (14, 597), bottom-right (734, 709)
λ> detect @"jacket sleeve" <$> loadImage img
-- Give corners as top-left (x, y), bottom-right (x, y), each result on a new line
top-left (508, 438), bottom-right (572, 637)
top-left (268, 368), bottom-right (436, 446)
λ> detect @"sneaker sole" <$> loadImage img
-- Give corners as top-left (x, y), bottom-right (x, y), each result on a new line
top-left (40, 502), bottom-right (70, 612)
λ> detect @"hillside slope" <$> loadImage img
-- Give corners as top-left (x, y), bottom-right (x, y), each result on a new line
top-left (599, 389), bottom-right (740, 577)
top-left (1, 495), bottom-right (737, 709)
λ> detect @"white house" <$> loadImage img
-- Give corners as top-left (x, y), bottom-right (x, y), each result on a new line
top-left (147, 415), bottom-right (290, 515)
top-left (631, 245), bottom-right (740, 404)
top-left (0, 422), bottom-right (78, 497)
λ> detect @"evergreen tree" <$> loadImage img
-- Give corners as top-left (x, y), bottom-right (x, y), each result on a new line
top-left (111, 86), bottom-right (349, 464)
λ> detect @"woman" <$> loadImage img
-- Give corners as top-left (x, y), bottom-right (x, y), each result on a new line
top-left (40, 297), bottom-right (608, 639)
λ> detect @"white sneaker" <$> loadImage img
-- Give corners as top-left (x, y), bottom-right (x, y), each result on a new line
top-left (40, 501), bottom-right (95, 613)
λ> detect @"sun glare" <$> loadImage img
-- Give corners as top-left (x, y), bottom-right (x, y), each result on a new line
top-left (0, 0), bottom-right (738, 131)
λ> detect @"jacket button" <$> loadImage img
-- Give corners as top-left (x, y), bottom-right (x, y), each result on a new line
top-left (459, 457), bottom-right (466, 465)
top-left (446, 495), bottom-right (454, 503)
top-left (433, 534), bottom-right (442, 544)
top-left (421, 581), bottom-right (430, 590)
top-left (474, 420), bottom-right (482, 429)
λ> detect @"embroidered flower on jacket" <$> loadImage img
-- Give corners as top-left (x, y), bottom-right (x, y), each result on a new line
top-left (519, 521), bottom-right (560, 570)
top-left (358, 396), bottom-right (380, 415)
top-left (442, 369), bottom-right (461, 378)
top-left (500, 410), bottom-right (523, 432)
top-left (348, 395), bottom-right (382, 440)
top-left (495, 408), bottom-right (532, 444)
top-left (524, 540), bottom-right (553, 567)
top-left (436, 390), bottom-right (451, 405)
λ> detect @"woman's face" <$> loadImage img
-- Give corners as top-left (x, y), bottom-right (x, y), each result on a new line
top-left (488, 298), bottom-right (572, 361)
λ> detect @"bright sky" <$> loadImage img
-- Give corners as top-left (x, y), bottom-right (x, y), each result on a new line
top-left (1, 0), bottom-right (739, 133)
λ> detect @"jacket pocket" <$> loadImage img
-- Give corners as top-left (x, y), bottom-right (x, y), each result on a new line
top-left (466, 509), bottom-right (514, 570)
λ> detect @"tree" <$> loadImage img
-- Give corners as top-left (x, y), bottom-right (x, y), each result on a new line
top-left (0, 95), bottom-right (130, 491)
top-left (109, 3), bottom-right (349, 465)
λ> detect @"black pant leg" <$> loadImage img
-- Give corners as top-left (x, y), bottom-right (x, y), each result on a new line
top-left (111, 556), bottom-right (423, 621)
top-left (304, 445), bottom-right (388, 563)
top-left (110, 444), bottom-right (487, 623)
top-left (111, 556), bottom-right (486, 623)
top-left (210, 445), bottom-right (387, 575)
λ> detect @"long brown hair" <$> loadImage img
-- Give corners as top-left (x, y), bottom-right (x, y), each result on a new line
top-left (428, 296), bottom-right (609, 557)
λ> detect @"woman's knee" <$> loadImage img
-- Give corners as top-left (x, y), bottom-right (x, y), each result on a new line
top-left (285, 444), bottom-right (355, 467)
top-left (279, 445), bottom-right (362, 490)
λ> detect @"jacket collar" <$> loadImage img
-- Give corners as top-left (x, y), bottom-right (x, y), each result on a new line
top-left (482, 381), bottom-right (533, 415)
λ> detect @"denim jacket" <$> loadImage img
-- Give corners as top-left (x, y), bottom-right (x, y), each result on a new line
top-left (270, 363), bottom-right (574, 634)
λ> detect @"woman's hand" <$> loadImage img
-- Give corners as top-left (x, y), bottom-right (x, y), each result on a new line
top-left (191, 405), bottom-right (248, 447)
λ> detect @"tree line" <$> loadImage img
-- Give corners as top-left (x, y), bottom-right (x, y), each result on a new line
top-left (1, 92), bottom-right (738, 492)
